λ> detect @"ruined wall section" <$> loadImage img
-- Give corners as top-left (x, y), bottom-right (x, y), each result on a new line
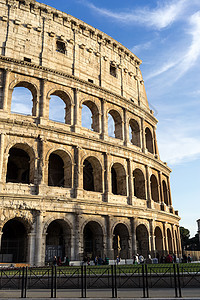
top-left (0, 0), bottom-right (148, 108)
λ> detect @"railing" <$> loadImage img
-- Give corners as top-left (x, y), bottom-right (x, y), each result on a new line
top-left (0, 263), bottom-right (200, 298)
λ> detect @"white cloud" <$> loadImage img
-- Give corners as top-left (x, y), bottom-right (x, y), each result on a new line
top-left (131, 41), bottom-right (152, 54)
top-left (85, 0), bottom-right (191, 30)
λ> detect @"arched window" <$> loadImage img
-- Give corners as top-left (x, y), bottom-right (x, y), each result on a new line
top-left (108, 110), bottom-right (122, 139)
top-left (81, 101), bottom-right (99, 132)
top-left (150, 174), bottom-right (159, 202)
top-left (83, 157), bottom-right (102, 192)
top-left (133, 169), bottom-right (146, 199)
top-left (83, 221), bottom-right (103, 259)
top-left (49, 91), bottom-right (71, 124)
top-left (145, 127), bottom-right (154, 154)
top-left (45, 219), bottom-right (71, 262)
top-left (11, 82), bottom-right (37, 116)
top-left (162, 180), bottom-right (169, 205)
top-left (48, 153), bottom-right (64, 187)
top-left (129, 119), bottom-right (140, 147)
top-left (113, 223), bottom-right (130, 259)
top-left (6, 147), bottom-right (30, 184)
top-left (111, 163), bottom-right (127, 196)
top-left (136, 224), bottom-right (149, 257)
top-left (155, 227), bottom-right (163, 258)
top-left (1, 218), bottom-right (28, 263)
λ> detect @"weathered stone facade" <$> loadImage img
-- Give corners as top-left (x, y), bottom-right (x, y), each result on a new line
top-left (0, 0), bottom-right (181, 265)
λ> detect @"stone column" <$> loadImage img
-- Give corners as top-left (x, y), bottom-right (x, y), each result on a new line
top-left (149, 220), bottom-right (156, 257)
top-left (39, 79), bottom-right (47, 118)
top-left (171, 224), bottom-right (176, 254)
top-left (0, 134), bottom-right (5, 188)
top-left (167, 177), bottom-right (172, 206)
top-left (163, 223), bottom-right (168, 255)
top-left (127, 158), bottom-right (133, 205)
top-left (135, 68), bottom-right (141, 106)
top-left (158, 171), bottom-right (164, 207)
top-left (27, 232), bottom-right (36, 265)
top-left (153, 127), bottom-right (159, 157)
top-left (35, 212), bottom-right (43, 266)
top-left (101, 98), bottom-right (106, 140)
top-left (145, 166), bottom-right (152, 208)
top-left (123, 108), bottom-right (128, 146)
top-left (106, 216), bottom-right (114, 259)
top-left (2, 68), bottom-right (11, 111)
top-left (141, 118), bottom-right (146, 152)
top-left (73, 88), bottom-right (80, 133)
top-left (73, 146), bottom-right (80, 198)
top-left (131, 217), bottom-right (137, 255)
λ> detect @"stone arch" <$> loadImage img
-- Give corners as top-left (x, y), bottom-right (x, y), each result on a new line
top-left (113, 223), bottom-right (130, 259)
top-left (111, 162), bottom-right (127, 196)
top-left (150, 174), bottom-right (159, 202)
top-left (133, 168), bottom-right (146, 199)
top-left (167, 228), bottom-right (173, 254)
top-left (45, 219), bottom-right (72, 262)
top-left (83, 156), bottom-right (102, 192)
top-left (1, 217), bottom-right (29, 263)
top-left (48, 149), bottom-right (72, 188)
top-left (136, 224), bottom-right (149, 257)
top-left (10, 81), bottom-right (38, 116)
top-left (48, 89), bottom-right (72, 124)
top-left (145, 127), bottom-right (154, 154)
top-left (81, 100), bottom-right (100, 132)
top-left (129, 119), bottom-right (140, 147)
top-left (162, 180), bottom-right (169, 205)
top-left (155, 226), bottom-right (163, 258)
top-left (83, 221), bottom-right (104, 259)
top-left (6, 143), bottom-right (35, 184)
top-left (108, 109), bottom-right (123, 139)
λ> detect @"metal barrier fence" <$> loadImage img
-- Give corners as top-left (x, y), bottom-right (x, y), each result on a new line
top-left (0, 263), bottom-right (200, 298)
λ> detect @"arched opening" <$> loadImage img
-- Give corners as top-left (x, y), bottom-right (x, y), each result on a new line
top-left (155, 227), bottom-right (163, 258)
top-left (129, 119), bottom-right (140, 147)
top-left (133, 169), bottom-right (146, 199)
top-left (162, 180), bottom-right (169, 205)
top-left (108, 110), bottom-right (122, 139)
top-left (1, 218), bottom-right (27, 263)
top-left (48, 153), bottom-right (64, 187)
top-left (145, 128), bottom-right (154, 154)
top-left (49, 91), bottom-right (71, 124)
top-left (6, 147), bottom-right (30, 184)
top-left (111, 163), bottom-right (127, 196)
top-left (82, 101), bottom-right (99, 132)
top-left (11, 82), bottom-right (37, 116)
top-left (136, 224), bottom-right (149, 257)
top-left (113, 223), bottom-right (130, 259)
top-left (45, 220), bottom-right (71, 262)
top-left (150, 175), bottom-right (159, 202)
top-left (83, 221), bottom-right (103, 259)
top-left (83, 157), bottom-right (102, 192)
top-left (167, 229), bottom-right (173, 254)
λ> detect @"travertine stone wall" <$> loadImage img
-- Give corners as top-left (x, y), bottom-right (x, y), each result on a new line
top-left (0, 0), bottom-right (181, 265)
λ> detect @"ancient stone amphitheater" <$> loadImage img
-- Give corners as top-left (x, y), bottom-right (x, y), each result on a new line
top-left (0, 0), bottom-right (181, 265)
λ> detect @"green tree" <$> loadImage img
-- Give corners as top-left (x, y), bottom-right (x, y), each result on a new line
top-left (180, 226), bottom-right (190, 250)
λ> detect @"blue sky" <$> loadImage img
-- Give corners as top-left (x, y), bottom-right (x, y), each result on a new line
top-left (35, 0), bottom-right (200, 237)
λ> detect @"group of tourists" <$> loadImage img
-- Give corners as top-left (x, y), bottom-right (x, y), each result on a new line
top-left (53, 255), bottom-right (70, 266)
top-left (84, 255), bottom-right (109, 265)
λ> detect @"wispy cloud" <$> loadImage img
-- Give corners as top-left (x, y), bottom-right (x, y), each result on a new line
top-left (84, 0), bottom-right (190, 30)
top-left (131, 41), bottom-right (152, 54)
top-left (146, 11), bottom-right (200, 82)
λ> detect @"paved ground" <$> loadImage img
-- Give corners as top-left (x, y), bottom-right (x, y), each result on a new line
top-left (0, 288), bottom-right (200, 299)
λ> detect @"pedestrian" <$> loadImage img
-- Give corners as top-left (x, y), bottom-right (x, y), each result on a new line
top-left (94, 256), bottom-right (98, 265)
top-left (53, 255), bottom-right (57, 266)
top-left (173, 253), bottom-right (177, 263)
top-left (105, 256), bottom-right (109, 265)
top-left (57, 256), bottom-right (62, 266)
top-left (116, 256), bottom-right (120, 265)
top-left (139, 254), bottom-right (144, 264)
top-left (98, 255), bottom-right (102, 265)
top-left (187, 254), bottom-right (192, 263)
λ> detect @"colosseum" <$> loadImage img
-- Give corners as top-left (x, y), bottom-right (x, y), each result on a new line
top-left (0, 0), bottom-right (181, 265)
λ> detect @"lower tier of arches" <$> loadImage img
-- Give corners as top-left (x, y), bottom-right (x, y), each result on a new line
top-left (0, 210), bottom-right (181, 266)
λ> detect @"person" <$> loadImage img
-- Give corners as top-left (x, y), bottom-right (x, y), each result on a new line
top-left (65, 256), bottom-right (70, 266)
top-left (173, 253), bottom-right (177, 263)
top-left (94, 256), bottom-right (98, 265)
top-left (165, 254), bottom-right (173, 263)
top-left (146, 254), bottom-right (152, 264)
top-left (116, 256), bottom-right (120, 265)
top-left (57, 256), bottom-right (62, 266)
top-left (53, 256), bottom-right (57, 266)
top-left (98, 256), bottom-right (103, 265)
top-left (187, 254), bottom-right (192, 263)
top-left (139, 254), bottom-right (144, 264)
top-left (182, 254), bottom-right (187, 263)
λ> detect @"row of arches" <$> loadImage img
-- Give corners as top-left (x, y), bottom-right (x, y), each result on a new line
top-left (10, 84), bottom-right (155, 153)
top-left (0, 217), bottom-right (180, 263)
top-left (6, 144), bottom-right (171, 205)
